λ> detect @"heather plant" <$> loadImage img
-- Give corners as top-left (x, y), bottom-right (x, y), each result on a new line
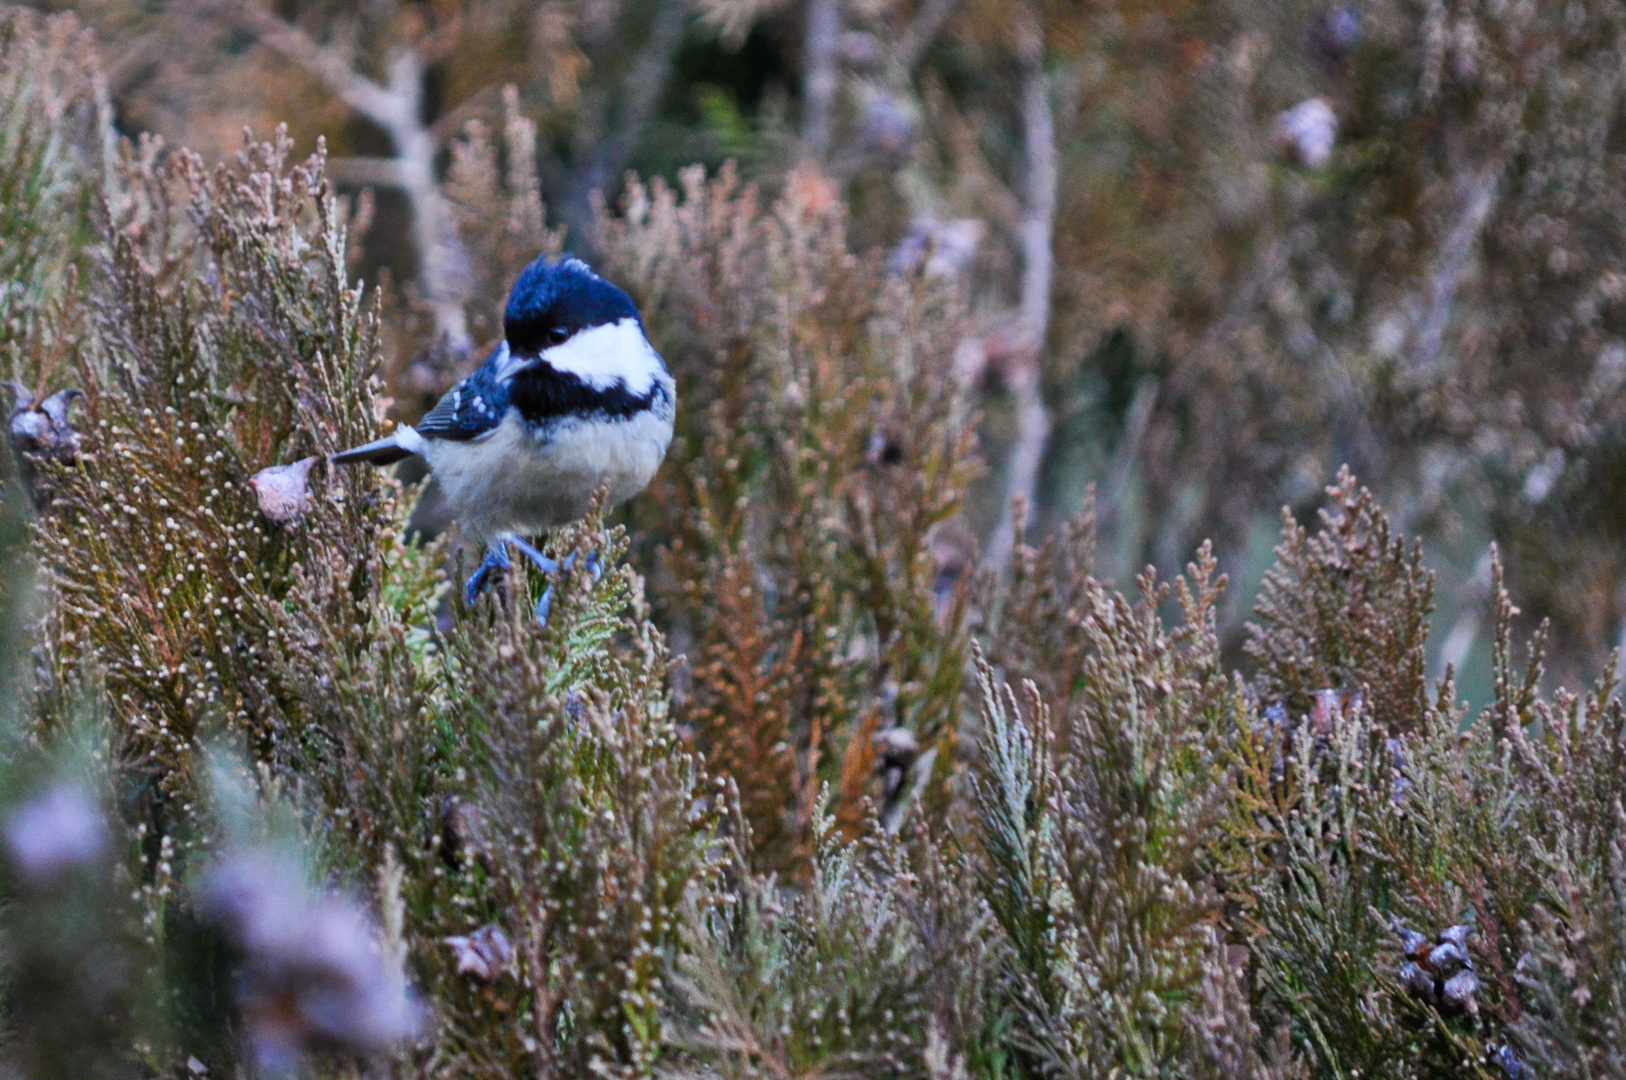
top-left (970, 542), bottom-right (1277, 1078)
top-left (1223, 478), bottom-right (1626, 1079)
top-left (8, 8), bottom-right (1626, 1080)
top-left (60, 0), bottom-right (1626, 680)
top-left (4, 52), bottom-right (728, 1073)
top-left (0, 8), bottom-right (106, 369)
top-left (1246, 467), bottom-right (1434, 737)
top-left (664, 806), bottom-right (1000, 1078)
top-left (598, 164), bottom-right (978, 870)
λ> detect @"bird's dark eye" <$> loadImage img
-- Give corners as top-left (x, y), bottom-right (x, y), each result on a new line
top-left (546, 326), bottom-right (570, 346)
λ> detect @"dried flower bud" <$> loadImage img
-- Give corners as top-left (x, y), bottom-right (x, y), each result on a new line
top-left (1400, 961), bottom-right (1437, 1004)
top-left (1383, 737), bottom-right (1412, 801)
top-left (890, 217), bottom-right (984, 278)
top-left (1396, 925), bottom-right (1432, 961)
top-left (440, 796), bottom-right (490, 868)
top-left (1428, 941), bottom-right (1469, 978)
top-left (866, 427), bottom-right (905, 467)
top-left (4, 782), bottom-right (106, 884)
top-left (201, 850), bottom-right (425, 1068)
top-left (874, 726), bottom-right (920, 808)
top-left (874, 726), bottom-right (919, 770)
top-left (444, 924), bottom-right (513, 983)
top-left (1489, 1045), bottom-right (1530, 1079)
top-left (1437, 924), bottom-right (1473, 949)
top-left (8, 384), bottom-right (81, 463)
top-left (250, 456), bottom-right (319, 528)
top-left (1441, 968), bottom-right (1479, 1014)
top-left (1308, 688), bottom-right (1340, 733)
top-left (930, 522), bottom-right (976, 622)
top-left (1275, 98), bottom-right (1337, 169)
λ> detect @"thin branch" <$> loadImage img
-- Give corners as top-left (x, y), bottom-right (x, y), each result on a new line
top-left (984, 8), bottom-right (1056, 572)
top-left (1612, 585), bottom-right (1626, 691)
top-left (220, 4), bottom-right (402, 127)
top-left (102, 31), bottom-right (161, 98)
top-left (1098, 379), bottom-right (1159, 522)
top-left (897, 0), bottom-right (959, 73)
top-left (1409, 160), bottom-right (1502, 374)
top-left (801, 0), bottom-right (844, 162)
top-left (569, 0), bottom-right (694, 240)
top-left (1198, 236), bottom-right (1291, 364)
top-left (324, 156), bottom-right (405, 186)
top-left (1437, 548), bottom-right (1495, 681)
top-left (196, 1), bottom-right (473, 353)
top-left (426, 83), bottom-right (502, 146)
top-left (1015, 22), bottom-right (1055, 342)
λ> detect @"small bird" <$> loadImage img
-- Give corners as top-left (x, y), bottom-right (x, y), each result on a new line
top-left (333, 254), bottom-right (675, 620)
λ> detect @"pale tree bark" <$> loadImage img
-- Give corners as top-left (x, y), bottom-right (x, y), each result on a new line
top-left (896, 0), bottom-right (959, 73)
top-left (569, 0), bottom-right (694, 243)
top-left (801, 0), bottom-right (844, 162)
top-left (198, 2), bottom-right (474, 355)
top-left (1408, 160), bottom-right (1503, 375)
top-left (984, 7), bottom-right (1056, 572)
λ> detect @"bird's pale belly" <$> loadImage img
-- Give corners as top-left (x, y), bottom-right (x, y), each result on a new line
top-left (426, 409), bottom-right (672, 541)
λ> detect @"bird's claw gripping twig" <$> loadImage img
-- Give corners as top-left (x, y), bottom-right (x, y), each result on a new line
top-left (468, 539), bottom-right (604, 624)
top-left (464, 545), bottom-right (513, 605)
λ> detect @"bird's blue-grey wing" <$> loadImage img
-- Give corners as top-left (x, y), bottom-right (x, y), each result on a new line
top-left (415, 366), bottom-right (511, 442)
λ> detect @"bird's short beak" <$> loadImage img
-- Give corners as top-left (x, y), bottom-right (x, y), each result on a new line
top-left (491, 341), bottom-right (538, 382)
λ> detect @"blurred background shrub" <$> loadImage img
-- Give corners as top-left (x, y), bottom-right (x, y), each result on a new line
top-left (1, 2), bottom-right (1625, 1077)
top-left (40, 0), bottom-right (1626, 693)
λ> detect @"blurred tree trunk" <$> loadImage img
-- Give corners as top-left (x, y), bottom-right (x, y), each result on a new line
top-left (567, 0), bottom-right (695, 246)
top-left (801, 0), bottom-right (843, 161)
top-left (985, 5), bottom-right (1055, 572)
top-left (206, 2), bottom-right (474, 355)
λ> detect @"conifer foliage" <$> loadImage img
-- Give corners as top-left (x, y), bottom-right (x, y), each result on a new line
top-left (1, 9), bottom-right (1625, 1080)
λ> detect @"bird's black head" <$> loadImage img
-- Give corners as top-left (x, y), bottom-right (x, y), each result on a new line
top-left (503, 255), bottom-right (640, 356)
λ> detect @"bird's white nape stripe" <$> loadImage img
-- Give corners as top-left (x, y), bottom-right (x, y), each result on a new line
top-left (540, 318), bottom-right (662, 392)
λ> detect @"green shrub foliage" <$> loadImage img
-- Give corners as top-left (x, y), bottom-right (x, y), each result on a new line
top-left (2, 11), bottom-right (1626, 1080)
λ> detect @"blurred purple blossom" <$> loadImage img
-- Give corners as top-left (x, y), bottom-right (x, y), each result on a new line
top-left (4, 782), bottom-right (107, 884)
top-left (7, 384), bottom-right (81, 463)
top-left (249, 457), bottom-right (318, 529)
top-left (200, 850), bottom-right (426, 1069)
top-left (1275, 98), bottom-right (1338, 169)
top-left (1307, 7), bottom-right (1362, 65)
top-left (889, 217), bottom-right (984, 279)
top-left (860, 88), bottom-right (918, 160)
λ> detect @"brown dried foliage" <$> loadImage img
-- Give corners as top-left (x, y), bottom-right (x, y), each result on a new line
top-left (599, 164), bottom-right (978, 871)
top-left (1246, 467), bottom-right (1434, 736)
top-left (6, 9), bottom-right (1626, 1078)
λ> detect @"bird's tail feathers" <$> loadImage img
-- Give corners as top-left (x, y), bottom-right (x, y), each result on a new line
top-left (330, 426), bottom-right (425, 467)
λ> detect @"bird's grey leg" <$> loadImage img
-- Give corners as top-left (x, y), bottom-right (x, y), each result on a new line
top-left (464, 543), bottom-right (512, 605)
top-left (507, 536), bottom-right (561, 576)
top-left (505, 538), bottom-right (603, 624)
top-left (503, 537), bottom-right (560, 624)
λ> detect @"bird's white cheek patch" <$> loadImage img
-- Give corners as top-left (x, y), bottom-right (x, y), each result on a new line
top-left (540, 319), bottom-right (663, 393)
